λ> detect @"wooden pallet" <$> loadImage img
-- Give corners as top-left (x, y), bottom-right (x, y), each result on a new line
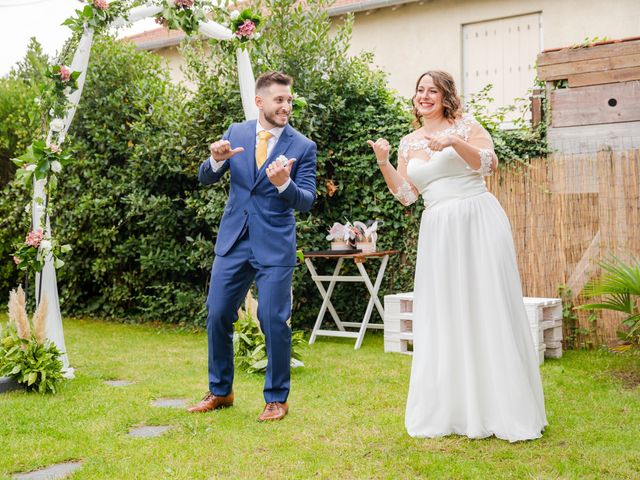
top-left (383, 293), bottom-right (563, 363)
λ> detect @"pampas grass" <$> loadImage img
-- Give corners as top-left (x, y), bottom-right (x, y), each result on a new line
top-left (244, 289), bottom-right (258, 322)
top-left (8, 285), bottom-right (30, 340)
top-left (33, 296), bottom-right (48, 344)
top-left (6, 286), bottom-right (49, 344)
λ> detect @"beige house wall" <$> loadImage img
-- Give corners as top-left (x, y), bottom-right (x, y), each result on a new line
top-left (156, 46), bottom-right (192, 86)
top-left (336, 0), bottom-right (640, 99)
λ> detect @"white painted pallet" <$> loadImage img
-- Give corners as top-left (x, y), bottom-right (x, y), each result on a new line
top-left (524, 297), bottom-right (564, 361)
top-left (383, 293), bottom-right (563, 363)
top-left (383, 292), bottom-right (414, 355)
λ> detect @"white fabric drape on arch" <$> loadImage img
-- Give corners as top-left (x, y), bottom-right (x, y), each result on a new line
top-left (32, 5), bottom-right (258, 377)
top-left (35, 26), bottom-right (95, 378)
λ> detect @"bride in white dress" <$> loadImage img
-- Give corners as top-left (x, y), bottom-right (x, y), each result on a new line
top-left (368, 71), bottom-right (547, 442)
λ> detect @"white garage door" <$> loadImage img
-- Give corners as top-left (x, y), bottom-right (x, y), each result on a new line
top-left (463, 12), bottom-right (542, 124)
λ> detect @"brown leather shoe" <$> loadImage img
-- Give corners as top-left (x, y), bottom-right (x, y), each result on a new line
top-left (187, 391), bottom-right (234, 413)
top-left (258, 402), bottom-right (288, 421)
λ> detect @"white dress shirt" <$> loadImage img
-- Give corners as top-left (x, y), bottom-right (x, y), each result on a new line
top-left (209, 121), bottom-right (291, 192)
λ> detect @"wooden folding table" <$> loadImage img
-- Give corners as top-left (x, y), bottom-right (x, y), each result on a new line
top-left (303, 250), bottom-right (399, 349)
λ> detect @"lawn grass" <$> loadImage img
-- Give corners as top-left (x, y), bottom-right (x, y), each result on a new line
top-left (1, 315), bottom-right (639, 479)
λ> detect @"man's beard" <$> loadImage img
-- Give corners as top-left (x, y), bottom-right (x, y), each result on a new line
top-left (264, 109), bottom-right (289, 127)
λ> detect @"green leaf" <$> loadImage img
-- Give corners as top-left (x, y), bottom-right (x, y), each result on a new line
top-left (249, 359), bottom-right (268, 372)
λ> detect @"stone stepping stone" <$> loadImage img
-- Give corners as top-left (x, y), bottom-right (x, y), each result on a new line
top-left (151, 398), bottom-right (187, 408)
top-left (127, 425), bottom-right (170, 438)
top-left (13, 461), bottom-right (82, 479)
top-left (0, 376), bottom-right (22, 394)
top-left (104, 380), bottom-right (135, 387)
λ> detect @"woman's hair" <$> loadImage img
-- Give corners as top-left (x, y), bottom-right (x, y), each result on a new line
top-left (411, 70), bottom-right (462, 128)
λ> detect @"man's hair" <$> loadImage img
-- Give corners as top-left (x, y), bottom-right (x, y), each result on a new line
top-left (255, 71), bottom-right (293, 92)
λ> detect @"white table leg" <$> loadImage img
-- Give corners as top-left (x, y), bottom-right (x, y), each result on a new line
top-left (354, 255), bottom-right (389, 349)
top-left (307, 258), bottom-right (346, 344)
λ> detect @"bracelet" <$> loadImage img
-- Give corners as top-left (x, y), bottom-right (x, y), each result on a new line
top-left (377, 158), bottom-right (389, 166)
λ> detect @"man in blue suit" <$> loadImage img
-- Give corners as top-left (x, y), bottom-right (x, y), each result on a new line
top-left (188, 72), bottom-right (316, 421)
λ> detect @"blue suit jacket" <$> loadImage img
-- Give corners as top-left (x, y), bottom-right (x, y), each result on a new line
top-left (198, 120), bottom-right (317, 266)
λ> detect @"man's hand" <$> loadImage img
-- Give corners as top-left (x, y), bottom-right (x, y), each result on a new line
top-left (266, 158), bottom-right (295, 187)
top-left (210, 140), bottom-right (245, 162)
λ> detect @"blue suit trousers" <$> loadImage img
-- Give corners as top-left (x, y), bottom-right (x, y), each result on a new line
top-left (206, 230), bottom-right (294, 403)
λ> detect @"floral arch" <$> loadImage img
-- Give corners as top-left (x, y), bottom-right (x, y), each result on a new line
top-left (10, 0), bottom-right (263, 377)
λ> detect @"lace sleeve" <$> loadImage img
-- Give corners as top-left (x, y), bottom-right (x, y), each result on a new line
top-left (399, 140), bottom-right (409, 166)
top-left (390, 180), bottom-right (419, 206)
top-left (465, 117), bottom-right (496, 176)
top-left (473, 149), bottom-right (494, 177)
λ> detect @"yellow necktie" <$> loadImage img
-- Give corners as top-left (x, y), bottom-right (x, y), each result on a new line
top-left (256, 130), bottom-right (273, 169)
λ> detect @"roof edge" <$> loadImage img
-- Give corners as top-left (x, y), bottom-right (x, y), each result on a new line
top-left (328, 0), bottom-right (418, 16)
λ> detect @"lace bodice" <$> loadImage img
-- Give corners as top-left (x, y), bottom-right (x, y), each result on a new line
top-left (391, 114), bottom-right (496, 208)
top-left (399, 114), bottom-right (492, 175)
top-left (400, 114), bottom-right (475, 161)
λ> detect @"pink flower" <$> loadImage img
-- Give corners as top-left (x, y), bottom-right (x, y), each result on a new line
top-left (48, 143), bottom-right (62, 154)
top-left (59, 65), bottom-right (71, 82)
top-left (173, 0), bottom-right (194, 8)
top-left (13, 256), bottom-right (21, 265)
top-left (236, 20), bottom-right (256, 38)
top-left (25, 229), bottom-right (44, 248)
top-left (93, 0), bottom-right (108, 10)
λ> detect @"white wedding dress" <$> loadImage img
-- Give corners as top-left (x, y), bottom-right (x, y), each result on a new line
top-left (399, 115), bottom-right (547, 442)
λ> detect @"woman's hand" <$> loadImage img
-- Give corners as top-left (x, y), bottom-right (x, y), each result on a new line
top-left (367, 138), bottom-right (391, 166)
top-left (425, 134), bottom-right (456, 152)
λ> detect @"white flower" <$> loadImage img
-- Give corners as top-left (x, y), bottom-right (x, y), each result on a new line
top-left (230, 10), bottom-right (240, 19)
top-left (24, 203), bottom-right (31, 214)
top-left (54, 258), bottom-right (65, 269)
top-left (40, 239), bottom-right (52, 253)
top-left (253, 32), bottom-right (261, 40)
top-left (51, 161), bottom-right (62, 173)
top-left (50, 118), bottom-right (65, 132)
top-left (25, 164), bottom-right (36, 172)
